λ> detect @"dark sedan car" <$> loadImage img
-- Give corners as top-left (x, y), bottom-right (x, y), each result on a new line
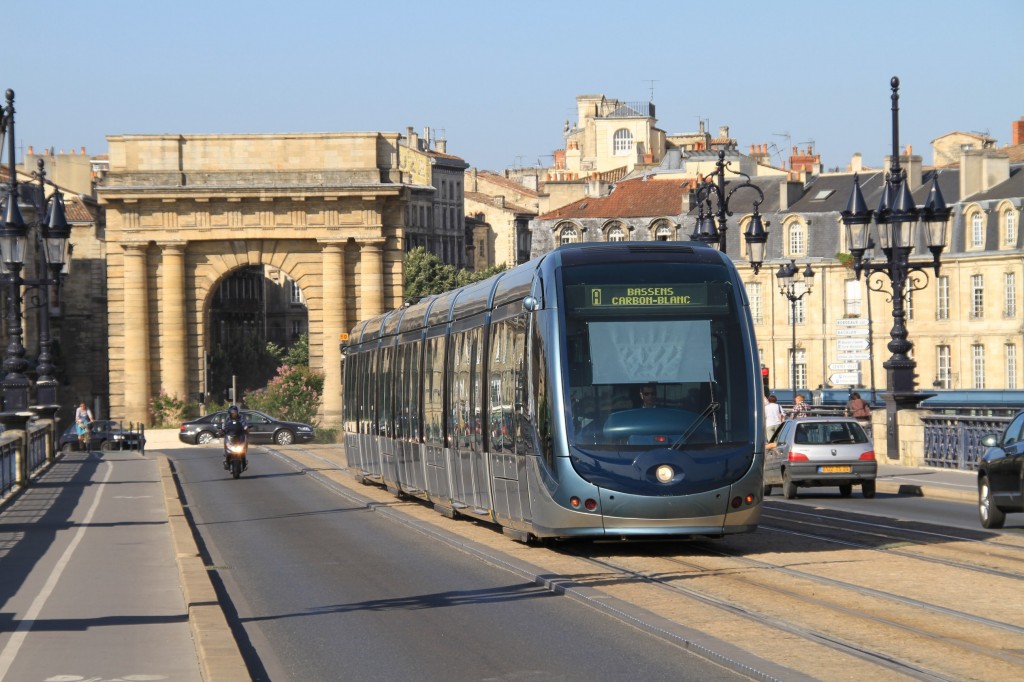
top-left (978, 410), bottom-right (1024, 528)
top-left (179, 409), bottom-right (314, 446)
top-left (60, 420), bottom-right (145, 452)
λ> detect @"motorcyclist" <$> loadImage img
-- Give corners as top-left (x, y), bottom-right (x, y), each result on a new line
top-left (223, 405), bottom-right (249, 470)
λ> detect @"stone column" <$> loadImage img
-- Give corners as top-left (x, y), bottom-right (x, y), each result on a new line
top-left (320, 242), bottom-right (346, 427)
top-left (359, 240), bottom-right (385, 319)
top-left (159, 242), bottom-right (188, 402)
top-left (122, 243), bottom-right (151, 425)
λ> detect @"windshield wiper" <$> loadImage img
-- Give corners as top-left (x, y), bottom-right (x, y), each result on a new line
top-left (671, 401), bottom-right (719, 449)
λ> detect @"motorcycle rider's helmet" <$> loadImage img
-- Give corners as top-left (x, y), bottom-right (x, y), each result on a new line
top-left (228, 405), bottom-right (240, 418)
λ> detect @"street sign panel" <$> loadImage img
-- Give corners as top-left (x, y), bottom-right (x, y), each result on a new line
top-left (836, 338), bottom-right (870, 351)
top-left (828, 362), bottom-right (859, 371)
top-left (836, 328), bottom-right (870, 337)
top-left (837, 351), bottom-right (872, 360)
top-left (829, 372), bottom-right (861, 385)
top-left (835, 318), bottom-right (870, 327)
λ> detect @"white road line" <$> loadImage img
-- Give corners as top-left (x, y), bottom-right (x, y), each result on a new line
top-left (0, 455), bottom-right (113, 677)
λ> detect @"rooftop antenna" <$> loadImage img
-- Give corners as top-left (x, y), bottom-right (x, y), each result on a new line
top-left (797, 139), bottom-right (815, 151)
top-left (644, 79), bottom-right (659, 101)
top-left (773, 131), bottom-right (792, 150)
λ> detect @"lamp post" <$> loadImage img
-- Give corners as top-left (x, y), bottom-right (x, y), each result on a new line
top-left (775, 260), bottom-right (816, 391)
top-left (0, 89), bottom-right (72, 426)
top-left (840, 77), bottom-right (951, 459)
top-left (688, 150), bottom-right (770, 274)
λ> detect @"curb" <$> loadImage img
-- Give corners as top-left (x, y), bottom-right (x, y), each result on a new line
top-left (157, 454), bottom-right (249, 681)
top-left (874, 478), bottom-right (977, 503)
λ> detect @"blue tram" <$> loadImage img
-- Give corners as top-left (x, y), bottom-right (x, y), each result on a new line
top-left (342, 242), bottom-right (764, 542)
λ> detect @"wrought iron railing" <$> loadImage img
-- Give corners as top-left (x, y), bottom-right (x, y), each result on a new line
top-left (920, 414), bottom-right (1010, 470)
top-left (1, 437), bottom-right (16, 497)
top-left (27, 426), bottom-right (47, 473)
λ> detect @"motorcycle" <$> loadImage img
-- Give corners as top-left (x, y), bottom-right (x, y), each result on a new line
top-left (222, 430), bottom-right (248, 479)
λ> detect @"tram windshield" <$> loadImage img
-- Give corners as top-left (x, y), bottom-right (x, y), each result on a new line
top-left (560, 261), bottom-right (755, 494)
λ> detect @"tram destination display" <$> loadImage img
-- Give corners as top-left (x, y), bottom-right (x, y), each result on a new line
top-left (567, 283), bottom-right (729, 311)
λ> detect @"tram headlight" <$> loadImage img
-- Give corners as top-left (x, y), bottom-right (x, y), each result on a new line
top-left (655, 464), bottom-right (674, 483)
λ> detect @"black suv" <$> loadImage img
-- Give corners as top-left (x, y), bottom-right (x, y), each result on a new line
top-left (179, 409), bottom-right (314, 446)
top-left (59, 420), bottom-right (145, 452)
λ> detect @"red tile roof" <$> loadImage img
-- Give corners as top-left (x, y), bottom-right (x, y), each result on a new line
top-left (475, 170), bottom-right (540, 198)
top-left (537, 177), bottom-right (696, 220)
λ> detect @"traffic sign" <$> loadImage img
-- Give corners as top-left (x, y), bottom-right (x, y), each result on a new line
top-left (836, 328), bottom-right (870, 337)
top-left (837, 351), bottom-right (872, 360)
top-left (835, 318), bottom-right (870, 327)
top-left (836, 338), bottom-right (870, 351)
top-left (828, 362), bottom-right (859, 371)
top-left (829, 372), bottom-right (861, 385)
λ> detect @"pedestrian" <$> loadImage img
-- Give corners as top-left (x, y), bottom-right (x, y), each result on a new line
top-left (846, 391), bottom-right (872, 427)
top-left (74, 401), bottom-right (94, 450)
top-left (790, 393), bottom-right (811, 419)
top-left (764, 394), bottom-right (786, 436)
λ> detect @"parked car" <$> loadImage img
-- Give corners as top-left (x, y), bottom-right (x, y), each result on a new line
top-left (977, 410), bottom-right (1024, 529)
top-left (60, 420), bottom-right (145, 452)
top-left (764, 416), bottom-right (877, 499)
top-left (179, 409), bottom-right (314, 446)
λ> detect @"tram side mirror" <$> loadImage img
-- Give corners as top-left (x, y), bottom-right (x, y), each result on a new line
top-left (523, 296), bottom-right (538, 311)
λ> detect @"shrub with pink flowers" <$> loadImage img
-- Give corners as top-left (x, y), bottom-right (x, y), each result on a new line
top-left (243, 364), bottom-right (324, 426)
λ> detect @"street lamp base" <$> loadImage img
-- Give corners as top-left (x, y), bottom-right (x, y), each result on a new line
top-left (881, 391), bottom-right (936, 461)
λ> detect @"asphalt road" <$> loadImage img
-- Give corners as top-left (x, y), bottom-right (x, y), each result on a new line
top-left (769, 484), bottom-right (990, 531)
top-left (167, 445), bottom-right (749, 681)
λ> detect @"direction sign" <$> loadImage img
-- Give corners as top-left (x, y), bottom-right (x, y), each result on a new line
top-left (836, 328), bottom-right (870, 337)
top-left (828, 362), bottom-right (859, 371)
top-left (837, 351), bottom-right (872, 360)
top-left (835, 318), bottom-right (870, 327)
top-left (836, 338), bottom-right (870, 351)
top-left (829, 372), bottom-right (861, 385)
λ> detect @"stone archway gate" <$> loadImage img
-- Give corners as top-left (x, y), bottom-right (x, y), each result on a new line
top-left (98, 133), bottom-right (407, 426)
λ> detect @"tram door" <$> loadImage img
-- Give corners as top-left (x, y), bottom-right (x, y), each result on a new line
top-left (378, 345), bottom-right (399, 487)
top-left (394, 337), bottom-right (427, 496)
top-left (449, 322), bottom-right (492, 514)
top-left (423, 330), bottom-right (451, 503)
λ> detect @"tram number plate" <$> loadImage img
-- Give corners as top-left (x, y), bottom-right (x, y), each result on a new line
top-left (818, 465), bottom-right (852, 473)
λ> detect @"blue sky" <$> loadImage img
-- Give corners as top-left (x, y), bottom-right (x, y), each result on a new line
top-left (7, 0), bottom-right (1023, 174)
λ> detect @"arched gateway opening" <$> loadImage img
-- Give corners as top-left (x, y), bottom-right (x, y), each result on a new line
top-left (97, 133), bottom-right (407, 426)
top-left (206, 265), bottom-right (310, 402)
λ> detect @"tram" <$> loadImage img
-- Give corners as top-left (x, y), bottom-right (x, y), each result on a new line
top-left (341, 242), bottom-right (764, 542)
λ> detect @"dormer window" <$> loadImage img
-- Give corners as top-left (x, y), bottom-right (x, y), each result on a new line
top-left (613, 129), bottom-right (633, 155)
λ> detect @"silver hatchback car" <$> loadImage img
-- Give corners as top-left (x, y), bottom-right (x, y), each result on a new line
top-left (764, 416), bottom-right (877, 499)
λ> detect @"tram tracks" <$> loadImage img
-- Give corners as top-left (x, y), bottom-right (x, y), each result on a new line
top-left (563, 538), bottom-right (1024, 681)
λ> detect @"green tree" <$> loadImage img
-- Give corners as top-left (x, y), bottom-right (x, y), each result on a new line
top-left (403, 247), bottom-right (507, 299)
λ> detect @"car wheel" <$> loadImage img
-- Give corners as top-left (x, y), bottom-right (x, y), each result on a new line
top-left (862, 480), bottom-right (877, 499)
top-left (782, 470), bottom-right (798, 499)
top-left (61, 442), bottom-right (73, 453)
top-left (197, 431), bottom-right (215, 444)
top-left (763, 484), bottom-right (773, 497)
top-left (275, 430), bottom-right (295, 446)
top-left (98, 440), bottom-right (112, 451)
top-left (979, 476), bottom-right (1005, 529)
top-left (839, 483), bottom-right (853, 497)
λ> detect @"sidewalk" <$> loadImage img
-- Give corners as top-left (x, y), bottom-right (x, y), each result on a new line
top-left (0, 431), bottom-right (246, 682)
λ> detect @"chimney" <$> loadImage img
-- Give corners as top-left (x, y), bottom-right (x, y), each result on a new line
top-left (1014, 116), bottom-right (1024, 146)
top-left (718, 125), bottom-right (729, 139)
top-left (436, 138), bottom-right (447, 154)
top-left (409, 127), bottom-right (419, 152)
top-left (469, 168), bottom-right (478, 192)
top-left (423, 126), bottom-right (431, 150)
top-left (851, 153), bottom-right (863, 173)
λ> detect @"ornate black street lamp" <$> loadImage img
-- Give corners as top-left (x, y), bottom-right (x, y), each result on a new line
top-left (0, 89), bottom-right (72, 424)
top-left (775, 260), bottom-right (815, 391)
top-left (840, 77), bottom-right (952, 458)
top-left (688, 150), bottom-right (770, 274)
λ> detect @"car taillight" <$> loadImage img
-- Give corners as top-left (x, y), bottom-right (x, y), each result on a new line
top-left (859, 451), bottom-right (876, 460)
top-left (788, 452), bottom-right (809, 461)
